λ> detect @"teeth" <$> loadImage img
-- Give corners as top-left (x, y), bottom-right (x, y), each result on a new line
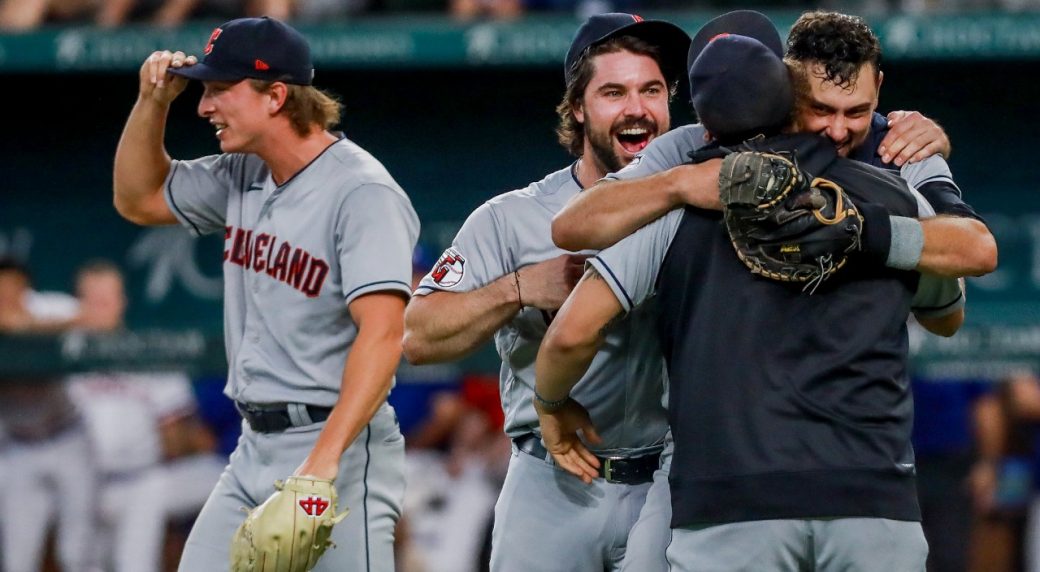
top-left (619, 128), bottom-right (648, 136)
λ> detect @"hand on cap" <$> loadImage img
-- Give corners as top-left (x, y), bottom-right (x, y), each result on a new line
top-left (880, 110), bottom-right (952, 166)
top-left (138, 50), bottom-right (197, 105)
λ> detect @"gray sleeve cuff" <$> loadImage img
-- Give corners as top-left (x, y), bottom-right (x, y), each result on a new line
top-left (886, 216), bottom-right (924, 270)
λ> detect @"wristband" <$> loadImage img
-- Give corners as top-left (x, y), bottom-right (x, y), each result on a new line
top-left (886, 216), bottom-right (924, 270)
top-left (534, 390), bottom-right (568, 412)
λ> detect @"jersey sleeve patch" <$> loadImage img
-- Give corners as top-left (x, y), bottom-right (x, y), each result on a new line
top-left (430, 248), bottom-right (467, 288)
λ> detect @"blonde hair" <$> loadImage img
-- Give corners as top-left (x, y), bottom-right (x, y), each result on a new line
top-left (250, 80), bottom-right (343, 136)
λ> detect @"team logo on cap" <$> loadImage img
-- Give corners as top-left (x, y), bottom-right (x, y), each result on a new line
top-left (298, 496), bottom-right (330, 517)
top-left (255, 59), bottom-right (270, 71)
top-left (431, 248), bottom-right (466, 288)
top-left (204, 28), bottom-right (222, 55)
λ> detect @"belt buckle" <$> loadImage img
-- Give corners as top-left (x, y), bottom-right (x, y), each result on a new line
top-left (602, 456), bottom-right (623, 483)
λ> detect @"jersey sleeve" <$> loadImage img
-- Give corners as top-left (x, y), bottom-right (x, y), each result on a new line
top-left (900, 155), bottom-right (984, 222)
top-left (164, 153), bottom-right (246, 236)
top-left (335, 183), bottom-right (420, 305)
top-left (414, 201), bottom-right (510, 296)
top-left (587, 208), bottom-right (684, 313)
top-left (912, 275), bottom-right (965, 319)
top-left (605, 125), bottom-right (709, 182)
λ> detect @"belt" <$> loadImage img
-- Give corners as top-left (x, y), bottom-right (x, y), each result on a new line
top-left (235, 402), bottom-right (333, 433)
top-left (512, 433), bottom-right (658, 485)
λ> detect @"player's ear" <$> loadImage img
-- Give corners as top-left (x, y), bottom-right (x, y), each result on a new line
top-left (267, 82), bottom-right (289, 115)
top-left (573, 100), bottom-right (585, 125)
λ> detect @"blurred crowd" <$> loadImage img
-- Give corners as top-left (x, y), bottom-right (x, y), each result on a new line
top-left (0, 0), bottom-right (1038, 32)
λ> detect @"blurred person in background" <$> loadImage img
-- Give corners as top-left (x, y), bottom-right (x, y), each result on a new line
top-left (0, 257), bottom-right (97, 572)
top-left (397, 375), bottom-right (509, 572)
top-left (0, 0), bottom-right (240, 31)
top-left (966, 371), bottom-right (1040, 572)
top-left (65, 260), bottom-right (224, 572)
top-left (908, 347), bottom-right (993, 572)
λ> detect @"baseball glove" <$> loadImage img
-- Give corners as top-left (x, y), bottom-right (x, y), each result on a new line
top-left (230, 476), bottom-right (349, 572)
top-left (718, 151), bottom-right (864, 291)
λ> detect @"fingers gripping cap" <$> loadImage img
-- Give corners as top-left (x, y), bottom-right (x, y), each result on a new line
top-left (564, 13), bottom-right (690, 87)
top-left (170, 17), bottom-right (315, 85)
top-left (688, 12), bottom-right (792, 143)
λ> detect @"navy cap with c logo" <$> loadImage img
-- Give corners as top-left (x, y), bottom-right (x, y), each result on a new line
top-left (170, 17), bottom-right (314, 86)
top-left (564, 13), bottom-right (690, 87)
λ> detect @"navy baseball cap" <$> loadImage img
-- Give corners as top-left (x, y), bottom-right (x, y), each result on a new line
top-left (688, 11), bottom-right (792, 142)
top-left (689, 34), bottom-right (793, 143)
top-left (688, 10), bottom-right (783, 64)
top-left (564, 13), bottom-right (690, 86)
top-left (170, 17), bottom-right (314, 86)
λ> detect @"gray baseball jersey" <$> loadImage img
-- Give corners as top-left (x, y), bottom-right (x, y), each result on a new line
top-left (165, 136), bottom-right (420, 406)
top-left (165, 136), bottom-right (416, 572)
top-left (415, 164), bottom-right (668, 455)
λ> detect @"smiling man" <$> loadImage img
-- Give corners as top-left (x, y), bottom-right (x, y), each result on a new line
top-left (112, 17), bottom-right (419, 572)
top-left (402, 13), bottom-right (689, 572)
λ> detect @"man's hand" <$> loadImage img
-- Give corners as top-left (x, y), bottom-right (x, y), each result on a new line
top-left (517, 254), bottom-right (589, 310)
top-left (880, 110), bottom-right (951, 166)
top-left (534, 397), bottom-right (602, 484)
top-left (138, 50), bottom-right (197, 105)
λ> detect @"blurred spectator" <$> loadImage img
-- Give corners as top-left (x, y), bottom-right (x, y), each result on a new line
top-left (450, 0), bottom-right (521, 21)
top-left (64, 260), bottom-right (224, 572)
top-left (0, 257), bottom-right (97, 572)
top-left (966, 373), bottom-right (1039, 572)
top-left (0, 0), bottom-right (132, 30)
top-left (0, 0), bottom-right (239, 31)
top-left (250, 0), bottom-right (368, 22)
top-left (911, 372), bottom-right (992, 572)
top-left (397, 375), bottom-right (509, 572)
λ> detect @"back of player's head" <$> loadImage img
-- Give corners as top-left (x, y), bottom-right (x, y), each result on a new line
top-left (687, 12), bottom-right (793, 144)
top-left (785, 10), bottom-right (882, 90)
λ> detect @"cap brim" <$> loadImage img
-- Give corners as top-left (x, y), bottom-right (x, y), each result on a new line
top-left (689, 10), bottom-right (783, 67)
top-left (168, 63), bottom-right (246, 83)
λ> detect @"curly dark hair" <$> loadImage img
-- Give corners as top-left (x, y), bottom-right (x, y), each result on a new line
top-left (555, 36), bottom-right (676, 157)
top-left (785, 10), bottom-right (881, 89)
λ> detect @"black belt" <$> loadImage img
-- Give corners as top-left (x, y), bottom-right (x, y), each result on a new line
top-left (235, 402), bottom-right (333, 433)
top-left (513, 433), bottom-right (658, 485)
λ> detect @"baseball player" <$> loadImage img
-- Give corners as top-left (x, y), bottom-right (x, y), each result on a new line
top-left (0, 258), bottom-right (96, 572)
top-left (534, 11), bottom-right (996, 572)
top-left (111, 16), bottom-right (419, 571)
top-left (66, 260), bottom-right (223, 572)
top-left (402, 13), bottom-right (690, 571)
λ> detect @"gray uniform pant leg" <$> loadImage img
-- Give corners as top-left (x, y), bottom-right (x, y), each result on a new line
top-left (811, 518), bottom-right (928, 572)
top-left (666, 518), bottom-right (928, 572)
top-left (620, 434), bottom-right (672, 572)
top-left (179, 404), bottom-right (405, 572)
top-left (490, 443), bottom-right (649, 572)
top-left (102, 467), bottom-right (167, 572)
top-left (2, 428), bottom-right (96, 572)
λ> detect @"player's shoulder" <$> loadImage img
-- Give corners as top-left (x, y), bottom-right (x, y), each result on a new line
top-left (486, 163), bottom-right (579, 211)
top-left (324, 137), bottom-right (405, 192)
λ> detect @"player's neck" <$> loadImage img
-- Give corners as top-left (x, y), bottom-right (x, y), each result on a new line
top-left (257, 128), bottom-right (338, 186)
top-left (573, 156), bottom-right (608, 189)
